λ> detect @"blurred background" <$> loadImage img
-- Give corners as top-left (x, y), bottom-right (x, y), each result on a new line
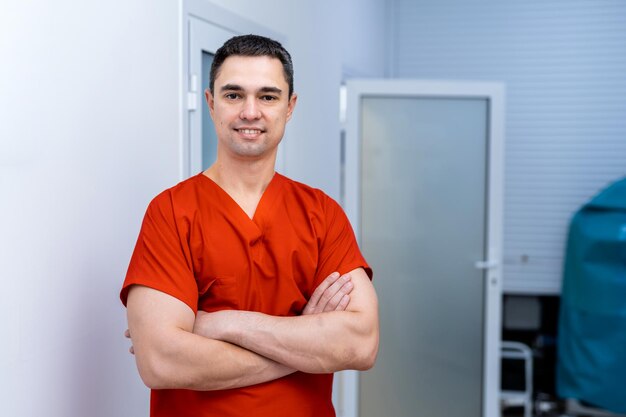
top-left (1, 1), bottom-right (625, 416)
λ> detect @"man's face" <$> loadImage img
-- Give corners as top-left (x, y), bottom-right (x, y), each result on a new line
top-left (206, 55), bottom-right (297, 161)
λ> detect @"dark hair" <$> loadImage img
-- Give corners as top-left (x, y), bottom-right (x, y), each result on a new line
top-left (210, 34), bottom-right (294, 98)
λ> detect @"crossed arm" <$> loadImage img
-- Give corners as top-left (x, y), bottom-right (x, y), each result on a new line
top-left (126, 268), bottom-right (378, 391)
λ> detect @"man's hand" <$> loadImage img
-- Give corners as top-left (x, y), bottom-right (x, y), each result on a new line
top-left (302, 271), bottom-right (353, 315)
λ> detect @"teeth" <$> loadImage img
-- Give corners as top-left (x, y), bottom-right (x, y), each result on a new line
top-left (240, 129), bottom-right (261, 134)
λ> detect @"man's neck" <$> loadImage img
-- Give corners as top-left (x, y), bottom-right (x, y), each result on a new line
top-left (203, 155), bottom-right (276, 211)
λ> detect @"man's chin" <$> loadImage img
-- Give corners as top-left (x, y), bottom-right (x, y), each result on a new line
top-left (229, 143), bottom-right (272, 159)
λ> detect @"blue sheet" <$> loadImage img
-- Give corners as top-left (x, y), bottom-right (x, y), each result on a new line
top-left (557, 177), bottom-right (626, 413)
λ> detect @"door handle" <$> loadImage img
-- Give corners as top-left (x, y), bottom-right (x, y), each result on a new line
top-left (475, 260), bottom-right (498, 270)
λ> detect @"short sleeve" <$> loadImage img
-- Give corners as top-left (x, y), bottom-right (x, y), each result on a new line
top-left (314, 195), bottom-right (373, 286)
top-left (120, 191), bottom-right (199, 313)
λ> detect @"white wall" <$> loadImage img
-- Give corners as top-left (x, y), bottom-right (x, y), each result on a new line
top-left (0, 1), bottom-right (180, 416)
top-left (0, 1), bottom-right (384, 416)
top-left (339, 0), bottom-right (389, 79)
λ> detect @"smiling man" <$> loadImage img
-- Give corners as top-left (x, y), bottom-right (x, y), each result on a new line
top-left (121, 35), bottom-right (378, 417)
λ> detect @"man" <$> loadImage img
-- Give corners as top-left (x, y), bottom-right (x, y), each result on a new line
top-left (121, 34), bottom-right (378, 417)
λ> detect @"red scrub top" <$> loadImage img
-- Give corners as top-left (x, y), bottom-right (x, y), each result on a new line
top-left (121, 172), bottom-right (371, 417)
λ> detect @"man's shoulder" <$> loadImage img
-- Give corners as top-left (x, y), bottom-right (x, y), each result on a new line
top-left (277, 173), bottom-right (334, 207)
top-left (277, 174), bottom-right (342, 215)
top-left (147, 173), bottom-right (206, 211)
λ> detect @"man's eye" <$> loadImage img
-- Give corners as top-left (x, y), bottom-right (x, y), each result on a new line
top-left (225, 93), bottom-right (240, 100)
top-left (261, 95), bottom-right (278, 101)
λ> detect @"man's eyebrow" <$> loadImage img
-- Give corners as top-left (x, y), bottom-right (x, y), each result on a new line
top-left (259, 86), bottom-right (283, 95)
top-left (220, 84), bottom-right (244, 92)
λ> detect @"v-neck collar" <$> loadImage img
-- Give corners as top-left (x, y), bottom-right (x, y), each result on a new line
top-left (198, 171), bottom-right (284, 232)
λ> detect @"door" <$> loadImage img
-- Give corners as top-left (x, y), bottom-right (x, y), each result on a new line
top-left (344, 80), bottom-right (504, 417)
top-left (186, 17), bottom-right (236, 175)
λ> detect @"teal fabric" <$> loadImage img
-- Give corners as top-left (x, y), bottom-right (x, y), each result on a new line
top-left (557, 177), bottom-right (626, 413)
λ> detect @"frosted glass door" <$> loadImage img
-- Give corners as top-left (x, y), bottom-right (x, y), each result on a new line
top-left (359, 97), bottom-right (488, 417)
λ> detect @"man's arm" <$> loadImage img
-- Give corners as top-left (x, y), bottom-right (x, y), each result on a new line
top-left (125, 271), bottom-right (353, 390)
top-left (127, 285), bottom-right (293, 390)
top-left (193, 267), bottom-right (379, 374)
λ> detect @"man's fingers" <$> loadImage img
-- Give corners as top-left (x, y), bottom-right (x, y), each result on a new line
top-left (310, 272), bottom-right (341, 304)
top-left (318, 273), bottom-right (352, 311)
top-left (303, 271), bottom-right (340, 314)
top-left (335, 294), bottom-right (350, 311)
top-left (125, 329), bottom-right (134, 355)
top-left (323, 280), bottom-right (353, 312)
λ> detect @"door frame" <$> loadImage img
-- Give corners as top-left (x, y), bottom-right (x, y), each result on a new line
top-left (181, 0), bottom-right (286, 179)
top-left (344, 79), bottom-right (505, 417)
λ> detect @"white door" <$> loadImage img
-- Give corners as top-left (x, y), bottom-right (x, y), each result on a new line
top-left (343, 80), bottom-right (504, 417)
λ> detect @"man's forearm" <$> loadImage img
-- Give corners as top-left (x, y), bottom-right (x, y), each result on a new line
top-left (141, 329), bottom-right (295, 390)
top-left (219, 310), bottom-right (378, 373)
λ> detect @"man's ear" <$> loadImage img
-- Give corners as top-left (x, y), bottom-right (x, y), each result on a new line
top-left (286, 93), bottom-right (298, 122)
top-left (205, 89), bottom-right (215, 117)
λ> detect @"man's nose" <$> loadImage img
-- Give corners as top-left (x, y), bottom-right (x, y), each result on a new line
top-left (240, 97), bottom-right (261, 120)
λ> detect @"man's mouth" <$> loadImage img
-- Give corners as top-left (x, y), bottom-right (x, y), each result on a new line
top-left (237, 128), bottom-right (263, 135)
